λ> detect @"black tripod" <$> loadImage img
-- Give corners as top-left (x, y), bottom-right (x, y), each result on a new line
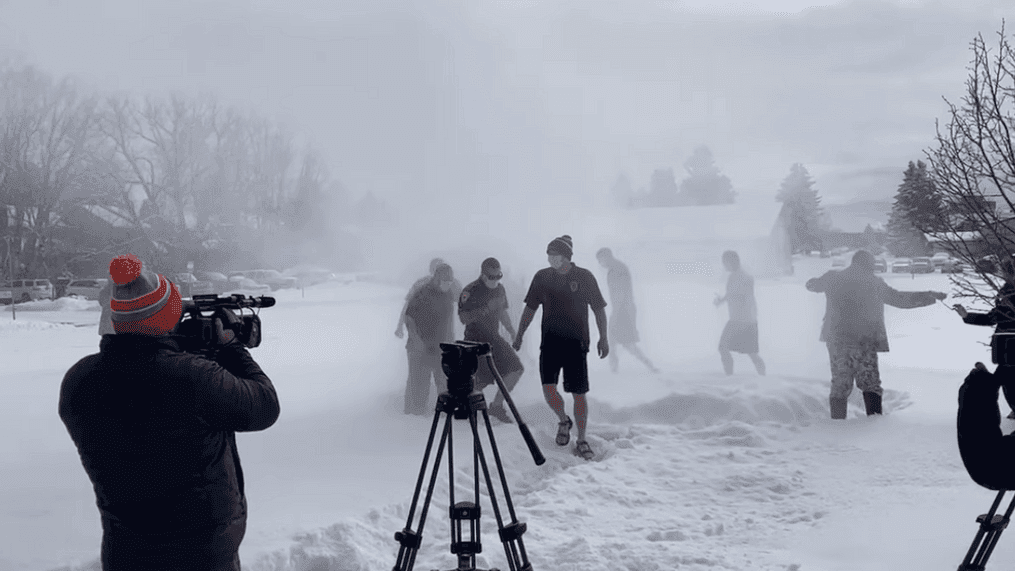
top-left (393, 341), bottom-right (546, 571)
top-left (959, 490), bottom-right (1015, 570)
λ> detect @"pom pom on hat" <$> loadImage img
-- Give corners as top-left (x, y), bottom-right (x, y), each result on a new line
top-left (110, 254), bottom-right (143, 285)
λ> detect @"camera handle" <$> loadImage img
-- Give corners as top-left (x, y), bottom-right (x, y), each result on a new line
top-left (959, 489), bottom-right (1015, 570)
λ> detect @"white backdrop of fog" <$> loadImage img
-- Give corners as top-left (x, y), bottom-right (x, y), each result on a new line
top-left (0, 0), bottom-right (1011, 275)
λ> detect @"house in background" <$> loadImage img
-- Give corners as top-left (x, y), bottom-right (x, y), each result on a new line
top-left (588, 194), bottom-right (791, 280)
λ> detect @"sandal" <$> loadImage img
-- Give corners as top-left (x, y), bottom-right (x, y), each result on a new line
top-left (555, 416), bottom-right (573, 446)
top-left (575, 439), bottom-right (595, 460)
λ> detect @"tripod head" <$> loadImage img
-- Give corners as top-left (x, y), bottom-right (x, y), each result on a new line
top-left (440, 341), bottom-right (490, 397)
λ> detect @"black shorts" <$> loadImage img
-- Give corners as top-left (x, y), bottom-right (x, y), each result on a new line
top-left (539, 340), bottom-right (589, 394)
top-left (471, 335), bottom-right (525, 389)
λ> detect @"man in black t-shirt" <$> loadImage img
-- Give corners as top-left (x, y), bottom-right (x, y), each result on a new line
top-left (459, 257), bottom-right (524, 423)
top-left (513, 235), bottom-right (608, 460)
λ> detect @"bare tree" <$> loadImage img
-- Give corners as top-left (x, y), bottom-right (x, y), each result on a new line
top-left (926, 22), bottom-right (1015, 306)
top-left (0, 66), bottom-right (101, 278)
top-left (98, 93), bottom-right (218, 272)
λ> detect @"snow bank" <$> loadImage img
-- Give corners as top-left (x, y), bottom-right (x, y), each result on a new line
top-left (239, 374), bottom-right (899, 571)
top-left (1, 297), bottom-right (99, 312)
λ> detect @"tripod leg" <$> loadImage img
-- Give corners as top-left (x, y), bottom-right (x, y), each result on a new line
top-left (469, 399), bottom-right (534, 571)
top-left (960, 490), bottom-right (1012, 571)
top-left (393, 401), bottom-right (455, 571)
top-left (973, 491), bottom-right (1015, 570)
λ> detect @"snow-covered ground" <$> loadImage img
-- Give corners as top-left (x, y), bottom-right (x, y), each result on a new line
top-left (2, 255), bottom-right (1013, 571)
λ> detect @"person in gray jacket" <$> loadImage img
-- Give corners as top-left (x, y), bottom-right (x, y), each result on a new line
top-left (806, 250), bottom-right (947, 418)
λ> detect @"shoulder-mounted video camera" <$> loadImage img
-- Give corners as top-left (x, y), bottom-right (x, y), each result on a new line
top-left (174, 293), bottom-right (275, 353)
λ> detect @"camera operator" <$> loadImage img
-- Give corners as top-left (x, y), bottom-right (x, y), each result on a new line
top-left (958, 363), bottom-right (1015, 490)
top-left (954, 257), bottom-right (1015, 418)
top-left (59, 254), bottom-right (280, 571)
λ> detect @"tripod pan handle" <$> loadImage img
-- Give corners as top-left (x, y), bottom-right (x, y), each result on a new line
top-left (518, 423), bottom-right (546, 465)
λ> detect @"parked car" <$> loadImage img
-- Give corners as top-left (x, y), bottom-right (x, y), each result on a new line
top-left (910, 257), bottom-right (934, 274)
top-left (831, 256), bottom-right (847, 269)
top-left (282, 266), bottom-right (338, 288)
top-left (940, 259), bottom-right (967, 274)
top-left (173, 273), bottom-right (215, 297)
top-left (4, 278), bottom-right (55, 303)
top-left (891, 258), bottom-right (912, 273)
top-left (229, 269), bottom-right (298, 291)
top-left (66, 278), bottom-right (108, 300)
top-left (0, 282), bottom-right (10, 305)
top-left (930, 252), bottom-right (952, 269)
top-left (227, 275), bottom-right (272, 294)
top-left (874, 257), bottom-right (887, 273)
top-left (194, 271), bottom-right (231, 294)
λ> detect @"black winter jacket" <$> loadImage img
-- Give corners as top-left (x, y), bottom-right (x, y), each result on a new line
top-left (59, 334), bottom-right (279, 568)
top-left (957, 365), bottom-right (1015, 490)
top-left (963, 283), bottom-right (1015, 332)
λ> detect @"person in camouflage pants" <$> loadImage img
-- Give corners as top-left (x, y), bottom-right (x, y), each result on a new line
top-left (826, 341), bottom-right (881, 402)
top-left (806, 250), bottom-right (947, 419)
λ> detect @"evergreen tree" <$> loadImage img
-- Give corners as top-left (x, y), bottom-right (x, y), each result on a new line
top-left (678, 145), bottom-right (735, 205)
top-left (885, 161), bottom-right (940, 256)
top-left (775, 163), bottom-right (824, 254)
top-left (609, 172), bottom-right (634, 208)
top-left (647, 168), bottom-right (679, 206)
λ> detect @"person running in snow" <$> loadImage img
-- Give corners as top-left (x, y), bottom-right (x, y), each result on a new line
top-left (403, 263), bottom-right (457, 415)
top-left (60, 254), bottom-right (280, 571)
top-left (395, 257), bottom-right (462, 340)
top-left (513, 235), bottom-right (608, 460)
top-left (806, 249), bottom-right (947, 419)
top-left (459, 257), bottom-right (524, 423)
top-left (595, 247), bottom-right (658, 373)
top-left (714, 250), bottom-right (765, 376)
top-left (953, 256), bottom-right (1015, 419)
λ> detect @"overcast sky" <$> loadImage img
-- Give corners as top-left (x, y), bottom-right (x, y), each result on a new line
top-left (0, 0), bottom-right (1011, 222)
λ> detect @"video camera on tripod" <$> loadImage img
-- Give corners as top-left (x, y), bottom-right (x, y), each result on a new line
top-left (174, 293), bottom-right (275, 353)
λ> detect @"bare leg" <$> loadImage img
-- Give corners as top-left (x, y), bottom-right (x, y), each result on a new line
top-left (623, 343), bottom-right (658, 373)
top-left (749, 353), bottom-right (766, 376)
top-left (573, 392), bottom-right (588, 441)
top-left (719, 349), bottom-right (734, 375)
top-left (542, 384), bottom-right (568, 422)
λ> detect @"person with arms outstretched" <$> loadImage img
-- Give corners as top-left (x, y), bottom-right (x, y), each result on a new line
top-left (806, 249), bottom-right (946, 419)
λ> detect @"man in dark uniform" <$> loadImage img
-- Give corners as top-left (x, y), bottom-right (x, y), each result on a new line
top-left (513, 235), bottom-right (608, 460)
top-left (459, 257), bottom-right (524, 423)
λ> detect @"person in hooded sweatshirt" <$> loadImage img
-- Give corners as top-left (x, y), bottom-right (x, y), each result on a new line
top-left (806, 249), bottom-right (947, 419)
top-left (59, 253), bottom-right (280, 570)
